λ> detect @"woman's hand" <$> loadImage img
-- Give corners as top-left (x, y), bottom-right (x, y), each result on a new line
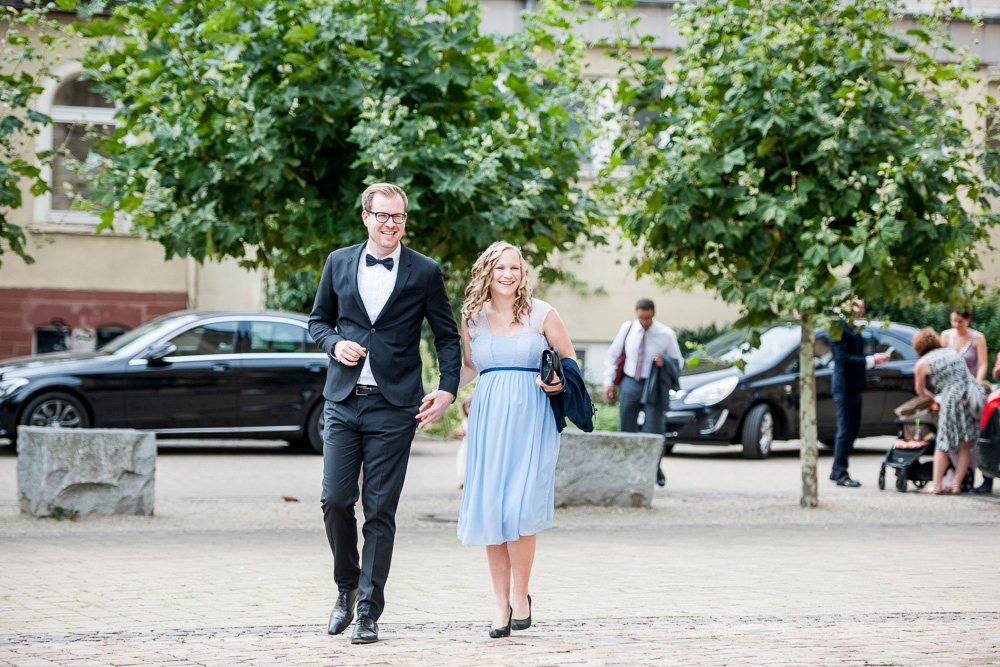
top-left (536, 372), bottom-right (563, 394)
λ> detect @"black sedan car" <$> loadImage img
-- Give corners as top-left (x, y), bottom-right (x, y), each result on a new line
top-left (0, 311), bottom-right (329, 453)
top-left (665, 321), bottom-right (920, 459)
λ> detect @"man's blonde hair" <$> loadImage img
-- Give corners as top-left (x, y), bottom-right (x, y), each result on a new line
top-left (361, 183), bottom-right (408, 211)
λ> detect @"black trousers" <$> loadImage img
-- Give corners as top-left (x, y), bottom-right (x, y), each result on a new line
top-left (619, 375), bottom-right (665, 434)
top-left (832, 391), bottom-right (862, 479)
top-left (320, 393), bottom-right (419, 621)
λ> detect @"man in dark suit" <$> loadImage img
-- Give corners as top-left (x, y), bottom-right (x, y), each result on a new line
top-left (829, 297), bottom-right (889, 487)
top-left (309, 183), bottom-right (461, 644)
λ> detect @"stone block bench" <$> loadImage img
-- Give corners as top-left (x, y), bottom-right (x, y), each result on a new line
top-left (554, 430), bottom-right (664, 508)
top-left (17, 427), bottom-right (156, 517)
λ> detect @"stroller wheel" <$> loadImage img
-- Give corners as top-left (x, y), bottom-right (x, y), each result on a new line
top-left (895, 469), bottom-right (908, 492)
top-left (878, 466), bottom-right (885, 490)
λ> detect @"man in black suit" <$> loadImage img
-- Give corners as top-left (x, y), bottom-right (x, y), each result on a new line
top-left (829, 297), bottom-right (889, 487)
top-left (308, 183), bottom-right (461, 644)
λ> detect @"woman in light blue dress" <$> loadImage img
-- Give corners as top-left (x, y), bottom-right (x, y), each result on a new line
top-left (457, 241), bottom-right (576, 638)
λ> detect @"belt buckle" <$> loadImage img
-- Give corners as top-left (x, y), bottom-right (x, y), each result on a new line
top-left (355, 385), bottom-right (365, 396)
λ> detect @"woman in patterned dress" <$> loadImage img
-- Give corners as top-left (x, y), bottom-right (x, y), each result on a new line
top-left (912, 328), bottom-right (985, 494)
top-left (456, 241), bottom-right (576, 637)
top-left (941, 307), bottom-right (993, 494)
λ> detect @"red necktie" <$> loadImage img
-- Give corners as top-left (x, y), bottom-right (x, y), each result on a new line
top-left (635, 327), bottom-right (647, 380)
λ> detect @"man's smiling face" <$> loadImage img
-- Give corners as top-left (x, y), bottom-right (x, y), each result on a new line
top-left (363, 193), bottom-right (406, 257)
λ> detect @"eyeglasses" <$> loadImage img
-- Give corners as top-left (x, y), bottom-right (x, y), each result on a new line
top-left (366, 210), bottom-right (407, 224)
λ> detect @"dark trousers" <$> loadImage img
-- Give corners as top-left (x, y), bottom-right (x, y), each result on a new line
top-left (321, 393), bottom-right (419, 621)
top-left (832, 391), bottom-right (863, 479)
top-left (619, 375), bottom-right (665, 434)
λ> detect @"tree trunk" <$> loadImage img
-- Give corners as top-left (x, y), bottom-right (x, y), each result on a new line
top-left (799, 319), bottom-right (819, 507)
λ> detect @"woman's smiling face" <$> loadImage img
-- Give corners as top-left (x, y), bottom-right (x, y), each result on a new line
top-left (490, 247), bottom-right (522, 298)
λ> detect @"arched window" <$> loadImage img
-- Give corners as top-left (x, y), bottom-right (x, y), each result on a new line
top-left (34, 64), bottom-right (118, 227)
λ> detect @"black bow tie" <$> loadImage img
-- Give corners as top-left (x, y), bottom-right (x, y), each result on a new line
top-left (366, 254), bottom-right (393, 271)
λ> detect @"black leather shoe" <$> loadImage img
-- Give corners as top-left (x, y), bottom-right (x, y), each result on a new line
top-left (351, 615), bottom-right (378, 644)
top-left (489, 607), bottom-right (512, 638)
top-left (327, 588), bottom-right (359, 635)
top-left (511, 595), bottom-right (532, 631)
top-left (656, 467), bottom-right (666, 487)
top-left (972, 480), bottom-right (994, 494)
top-left (836, 473), bottom-right (861, 487)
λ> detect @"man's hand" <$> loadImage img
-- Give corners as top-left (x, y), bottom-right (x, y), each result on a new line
top-left (333, 340), bottom-right (366, 366)
top-left (653, 355), bottom-right (664, 368)
top-left (603, 385), bottom-right (615, 404)
top-left (873, 352), bottom-right (891, 367)
top-left (416, 390), bottom-right (455, 428)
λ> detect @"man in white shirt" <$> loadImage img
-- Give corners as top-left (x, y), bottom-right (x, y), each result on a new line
top-left (308, 183), bottom-right (461, 645)
top-left (603, 299), bottom-right (684, 482)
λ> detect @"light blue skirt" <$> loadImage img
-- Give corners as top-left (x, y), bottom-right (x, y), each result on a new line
top-left (457, 369), bottom-right (560, 546)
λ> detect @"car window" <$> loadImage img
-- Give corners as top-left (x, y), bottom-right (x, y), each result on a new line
top-left (860, 329), bottom-right (879, 355)
top-left (705, 325), bottom-right (800, 374)
top-left (785, 335), bottom-right (834, 374)
top-left (248, 321), bottom-right (308, 353)
top-left (168, 321), bottom-right (239, 356)
top-left (879, 332), bottom-right (916, 360)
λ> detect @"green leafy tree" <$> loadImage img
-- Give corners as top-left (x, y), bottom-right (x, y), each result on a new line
top-left (601, 0), bottom-right (1000, 506)
top-left (75, 0), bottom-right (604, 287)
top-left (0, 4), bottom-right (71, 267)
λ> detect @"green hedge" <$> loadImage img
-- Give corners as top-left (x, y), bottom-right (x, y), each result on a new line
top-left (867, 289), bottom-right (1000, 359)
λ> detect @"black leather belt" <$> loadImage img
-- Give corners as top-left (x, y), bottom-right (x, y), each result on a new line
top-left (354, 385), bottom-right (381, 396)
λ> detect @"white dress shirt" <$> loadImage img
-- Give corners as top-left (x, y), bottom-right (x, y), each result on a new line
top-left (353, 242), bottom-right (401, 386)
top-left (603, 319), bottom-right (683, 386)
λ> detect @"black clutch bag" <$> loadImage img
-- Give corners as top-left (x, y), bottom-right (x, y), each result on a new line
top-left (539, 346), bottom-right (565, 395)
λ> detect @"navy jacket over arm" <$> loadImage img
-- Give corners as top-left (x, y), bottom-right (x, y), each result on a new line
top-left (830, 320), bottom-right (867, 396)
top-left (549, 358), bottom-right (595, 433)
top-left (308, 242), bottom-right (461, 407)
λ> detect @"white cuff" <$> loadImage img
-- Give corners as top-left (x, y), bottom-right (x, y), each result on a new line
top-left (865, 355), bottom-right (875, 370)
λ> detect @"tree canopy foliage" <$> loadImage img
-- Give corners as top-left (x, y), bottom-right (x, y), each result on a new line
top-left (77, 0), bottom-right (604, 282)
top-left (601, 0), bottom-right (1000, 505)
top-left (0, 4), bottom-right (70, 267)
top-left (603, 0), bottom-right (999, 324)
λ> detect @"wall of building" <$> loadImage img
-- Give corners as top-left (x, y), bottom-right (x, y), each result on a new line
top-left (0, 14), bottom-right (265, 359)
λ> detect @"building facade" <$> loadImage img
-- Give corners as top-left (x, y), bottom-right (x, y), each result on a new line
top-left (2, 2), bottom-right (998, 385)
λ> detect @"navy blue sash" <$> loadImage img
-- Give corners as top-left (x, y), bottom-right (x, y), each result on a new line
top-left (479, 367), bottom-right (539, 374)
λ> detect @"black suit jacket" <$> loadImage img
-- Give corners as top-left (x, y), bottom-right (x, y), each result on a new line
top-left (308, 242), bottom-right (461, 406)
top-left (831, 320), bottom-right (867, 396)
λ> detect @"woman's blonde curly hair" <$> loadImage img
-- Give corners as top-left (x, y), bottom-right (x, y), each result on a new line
top-left (461, 241), bottom-right (533, 326)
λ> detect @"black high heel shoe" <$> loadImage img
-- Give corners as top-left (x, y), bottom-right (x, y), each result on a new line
top-left (489, 607), bottom-right (512, 638)
top-left (511, 594), bottom-right (531, 631)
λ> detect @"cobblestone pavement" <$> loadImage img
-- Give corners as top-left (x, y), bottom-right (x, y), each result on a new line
top-left (1, 437), bottom-right (998, 666)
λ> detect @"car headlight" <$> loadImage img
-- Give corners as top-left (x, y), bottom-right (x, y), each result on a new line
top-left (683, 376), bottom-right (739, 406)
top-left (0, 378), bottom-right (29, 398)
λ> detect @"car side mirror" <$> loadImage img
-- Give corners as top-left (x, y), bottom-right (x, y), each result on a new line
top-left (146, 342), bottom-right (177, 366)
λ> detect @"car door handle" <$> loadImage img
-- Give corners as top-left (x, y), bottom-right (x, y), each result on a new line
top-left (210, 362), bottom-right (230, 372)
top-left (868, 376), bottom-right (881, 383)
top-left (307, 364), bottom-right (326, 373)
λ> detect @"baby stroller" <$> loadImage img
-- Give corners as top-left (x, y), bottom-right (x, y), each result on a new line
top-left (878, 396), bottom-right (976, 492)
top-left (878, 396), bottom-right (937, 492)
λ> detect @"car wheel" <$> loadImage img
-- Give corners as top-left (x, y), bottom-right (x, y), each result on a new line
top-left (741, 404), bottom-right (773, 459)
top-left (304, 402), bottom-right (325, 455)
top-left (19, 392), bottom-right (90, 431)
